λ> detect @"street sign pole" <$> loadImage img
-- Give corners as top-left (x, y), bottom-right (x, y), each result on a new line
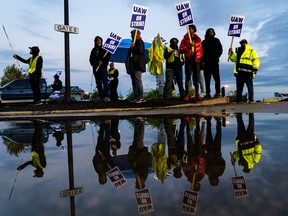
top-left (64, 0), bottom-right (71, 102)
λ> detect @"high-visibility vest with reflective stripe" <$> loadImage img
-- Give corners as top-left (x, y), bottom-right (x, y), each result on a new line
top-left (28, 55), bottom-right (41, 74)
top-left (230, 44), bottom-right (260, 75)
top-left (31, 151), bottom-right (44, 169)
top-left (108, 69), bottom-right (116, 80)
top-left (167, 47), bottom-right (184, 63)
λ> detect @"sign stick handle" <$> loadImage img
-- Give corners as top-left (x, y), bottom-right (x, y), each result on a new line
top-left (191, 164), bottom-right (197, 190)
top-left (95, 51), bottom-right (108, 72)
top-left (97, 150), bottom-right (112, 170)
top-left (186, 26), bottom-right (194, 52)
top-left (130, 29), bottom-right (138, 57)
top-left (2, 25), bottom-right (20, 67)
top-left (230, 152), bottom-right (238, 177)
top-left (9, 158), bottom-right (23, 200)
top-left (227, 36), bottom-right (234, 62)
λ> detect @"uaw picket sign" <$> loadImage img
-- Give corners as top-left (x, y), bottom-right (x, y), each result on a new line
top-left (231, 176), bottom-right (249, 198)
top-left (54, 24), bottom-right (79, 34)
top-left (135, 188), bottom-right (154, 215)
top-left (60, 187), bottom-right (84, 198)
top-left (227, 15), bottom-right (245, 37)
top-left (106, 166), bottom-right (127, 189)
top-left (181, 190), bottom-right (199, 215)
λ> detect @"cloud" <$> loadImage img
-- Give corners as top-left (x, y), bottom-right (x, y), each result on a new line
top-left (1, 0), bottom-right (287, 97)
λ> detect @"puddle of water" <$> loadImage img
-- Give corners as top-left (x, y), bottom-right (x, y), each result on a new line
top-left (0, 113), bottom-right (287, 216)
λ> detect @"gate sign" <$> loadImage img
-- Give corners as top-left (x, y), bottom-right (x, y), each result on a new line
top-left (130, 4), bottom-right (149, 30)
top-left (231, 176), bottom-right (249, 199)
top-left (102, 32), bottom-right (123, 54)
top-left (54, 24), bottom-right (79, 34)
top-left (176, 1), bottom-right (194, 26)
top-left (228, 15), bottom-right (245, 37)
top-left (60, 187), bottom-right (84, 198)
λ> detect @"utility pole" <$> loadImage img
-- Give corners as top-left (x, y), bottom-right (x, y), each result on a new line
top-left (64, 0), bottom-right (71, 102)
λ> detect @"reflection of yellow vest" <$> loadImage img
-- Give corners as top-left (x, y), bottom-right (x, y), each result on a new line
top-left (28, 55), bottom-right (41, 74)
top-left (31, 151), bottom-right (44, 168)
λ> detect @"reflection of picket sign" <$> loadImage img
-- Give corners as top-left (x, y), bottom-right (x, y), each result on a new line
top-left (106, 166), bottom-right (127, 189)
top-left (175, 1), bottom-right (194, 26)
top-left (60, 187), bottom-right (84, 198)
top-left (231, 176), bottom-right (249, 199)
top-left (181, 190), bottom-right (199, 215)
top-left (135, 188), bottom-right (154, 215)
top-left (49, 91), bottom-right (61, 100)
top-left (50, 123), bottom-right (62, 131)
top-left (130, 4), bottom-right (149, 30)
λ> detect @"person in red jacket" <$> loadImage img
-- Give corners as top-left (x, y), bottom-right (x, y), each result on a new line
top-left (179, 24), bottom-right (203, 101)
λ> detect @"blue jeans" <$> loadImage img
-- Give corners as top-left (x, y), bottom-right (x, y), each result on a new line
top-left (93, 68), bottom-right (109, 98)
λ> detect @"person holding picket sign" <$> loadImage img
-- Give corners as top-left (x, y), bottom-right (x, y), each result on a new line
top-left (14, 46), bottom-right (43, 105)
top-left (125, 29), bottom-right (146, 104)
top-left (179, 24), bottom-right (203, 101)
top-left (229, 39), bottom-right (260, 103)
top-left (89, 36), bottom-right (111, 102)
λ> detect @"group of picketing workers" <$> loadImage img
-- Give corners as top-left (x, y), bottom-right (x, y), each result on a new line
top-left (13, 23), bottom-right (260, 105)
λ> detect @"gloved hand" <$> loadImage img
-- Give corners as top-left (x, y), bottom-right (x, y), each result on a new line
top-left (253, 69), bottom-right (258, 75)
top-left (130, 42), bottom-right (135, 49)
top-left (13, 54), bottom-right (18, 59)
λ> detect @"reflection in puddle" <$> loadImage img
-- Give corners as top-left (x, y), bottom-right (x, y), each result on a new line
top-left (0, 113), bottom-right (287, 216)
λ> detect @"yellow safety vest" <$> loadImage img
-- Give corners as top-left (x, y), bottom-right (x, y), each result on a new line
top-left (234, 135), bottom-right (262, 169)
top-left (230, 44), bottom-right (260, 75)
top-left (28, 55), bottom-right (41, 74)
top-left (108, 68), bottom-right (116, 80)
top-left (167, 46), bottom-right (184, 63)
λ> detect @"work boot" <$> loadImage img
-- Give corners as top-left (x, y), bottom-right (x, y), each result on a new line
top-left (195, 94), bottom-right (202, 101)
top-left (183, 94), bottom-right (190, 101)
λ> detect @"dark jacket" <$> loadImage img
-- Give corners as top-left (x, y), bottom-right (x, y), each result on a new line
top-left (89, 47), bottom-right (111, 71)
top-left (202, 37), bottom-right (223, 63)
top-left (125, 38), bottom-right (146, 73)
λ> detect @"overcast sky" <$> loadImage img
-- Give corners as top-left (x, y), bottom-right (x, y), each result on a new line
top-left (1, 0), bottom-right (287, 98)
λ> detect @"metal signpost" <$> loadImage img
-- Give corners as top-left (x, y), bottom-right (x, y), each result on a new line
top-left (54, 0), bottom-right (79, 102)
